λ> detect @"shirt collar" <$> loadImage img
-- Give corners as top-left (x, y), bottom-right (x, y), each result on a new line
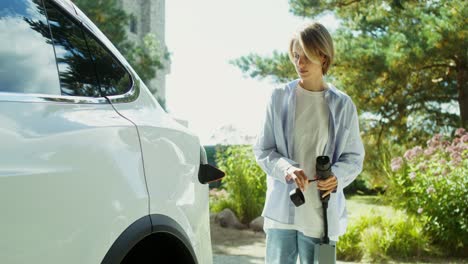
top-left (289, 79), bottom-right (341, 97)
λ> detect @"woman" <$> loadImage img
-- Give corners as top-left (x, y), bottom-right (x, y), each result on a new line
top-left (254, 22), bottom-right (365, 264)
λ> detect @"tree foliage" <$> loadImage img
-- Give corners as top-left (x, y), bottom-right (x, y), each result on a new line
top-left (73, 0), bottom-right (169, 107)
top-left (232, 51), bottom-right (296, 83)
top-left (233, 0), bottom-right (467, 143)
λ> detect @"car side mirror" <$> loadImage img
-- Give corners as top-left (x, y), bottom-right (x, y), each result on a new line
top-left (198, 164), bottom-right (225, 184)
top-left (198, 146), bottom-right (224, 184)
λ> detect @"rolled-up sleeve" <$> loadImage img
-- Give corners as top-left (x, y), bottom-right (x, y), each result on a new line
top-left (332, 102), bottom-right (365, 192)
top-left (253, 90), bottom-right (298, 184)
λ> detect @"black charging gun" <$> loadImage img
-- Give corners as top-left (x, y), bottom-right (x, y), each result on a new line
top-left (289, 156), bottom-right (337, 263)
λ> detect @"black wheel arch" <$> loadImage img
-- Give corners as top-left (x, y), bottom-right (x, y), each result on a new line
top-left (101, 214), bottom-right (198, 264)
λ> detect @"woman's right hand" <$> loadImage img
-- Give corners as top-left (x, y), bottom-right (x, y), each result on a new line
top-left (285, 166), bottom-right (309, 192)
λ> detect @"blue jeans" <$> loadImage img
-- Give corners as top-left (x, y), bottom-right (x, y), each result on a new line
top-left (265, 229), bottom-right (335, 264)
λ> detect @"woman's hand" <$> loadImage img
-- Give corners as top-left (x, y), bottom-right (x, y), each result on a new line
top-left (285, 166), bottom-right (309, 192)
top-left (316, 175), bottom-right (337, 198)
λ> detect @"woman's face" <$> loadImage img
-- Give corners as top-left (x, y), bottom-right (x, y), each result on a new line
top-left (292, 41), bottom-right (323, 80)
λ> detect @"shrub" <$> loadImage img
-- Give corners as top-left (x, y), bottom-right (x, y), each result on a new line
top-left (336, 216), bottom-right (365, 261)
top-left (204, 145), bottom-right (226, 189)
top-left (337, 209), bottom-right (430, 262)
top-left (209, 188), bottom-right (232, 213)
top-left (343, 177), bottom-right (374, 195)
top-left (214, 145), bottom-right (266, 224)
top-left (387, 128), bottom-right (468, 254)
top-left (358, 133), bottom-right (404, 193)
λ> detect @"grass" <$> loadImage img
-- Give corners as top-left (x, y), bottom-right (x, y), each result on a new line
top-left (347, 194), bottom-right (395, 219)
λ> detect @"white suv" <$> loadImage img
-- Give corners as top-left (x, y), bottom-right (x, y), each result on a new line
top-left (0, 0), bottom-right (223, 263)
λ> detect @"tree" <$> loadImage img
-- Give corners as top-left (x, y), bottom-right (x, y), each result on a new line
top-left (73, 0), bottom-right (169, 108)
top-left (233, 0), bottom-right (467, 143)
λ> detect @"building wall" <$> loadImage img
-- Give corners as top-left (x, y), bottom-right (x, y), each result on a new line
top-left (120, 0), bottom-right (169, 103)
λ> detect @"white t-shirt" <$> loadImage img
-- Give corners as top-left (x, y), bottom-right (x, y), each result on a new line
top-left (264, 84), bottom-right (337, 240)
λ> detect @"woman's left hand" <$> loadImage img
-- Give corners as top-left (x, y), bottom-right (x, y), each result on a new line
top-left (316, 175), bottom-right (338, 198)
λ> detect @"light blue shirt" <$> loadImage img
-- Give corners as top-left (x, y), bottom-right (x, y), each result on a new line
top-left (253, 79), bottom-right (365, 237)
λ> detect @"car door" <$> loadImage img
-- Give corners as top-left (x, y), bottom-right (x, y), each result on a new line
top-left (0, 1), bottom-right (148, 263)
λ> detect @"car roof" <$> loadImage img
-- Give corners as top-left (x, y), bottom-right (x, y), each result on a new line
top-left (51, 0), bottom-right (78, 16)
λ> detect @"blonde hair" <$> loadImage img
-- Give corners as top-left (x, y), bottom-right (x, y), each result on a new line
top-left (288, 22), bottom-right (334, 75)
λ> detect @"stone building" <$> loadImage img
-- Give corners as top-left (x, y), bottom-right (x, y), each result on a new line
top-left (119, 0), bottom-right (169, 104)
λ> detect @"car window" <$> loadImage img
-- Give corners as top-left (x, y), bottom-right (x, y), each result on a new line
top-left (0, 0), bottom-right (61, 95)
top-left (44, 1), bottom-right (101, 97)
top-left (84, 32), bottom-right (131, 96)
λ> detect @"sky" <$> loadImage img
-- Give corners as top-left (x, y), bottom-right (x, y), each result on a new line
top-left (165, 0), bottom-right (339, 145)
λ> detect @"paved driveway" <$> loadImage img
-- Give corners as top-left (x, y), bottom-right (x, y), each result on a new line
top-left (214, 254), bottom-right (264, 264)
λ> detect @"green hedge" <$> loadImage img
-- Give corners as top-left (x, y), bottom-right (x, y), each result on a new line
top-left (213, 145), bottom-right (266, 224)
top-left (337, 209), bottom-right (431, 262)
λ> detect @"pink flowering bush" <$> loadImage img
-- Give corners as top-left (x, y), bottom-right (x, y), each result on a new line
top-left (388, 128), bottom-right (468, 254)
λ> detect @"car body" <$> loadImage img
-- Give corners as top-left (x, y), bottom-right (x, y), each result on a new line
top-left (0, 0), bottom-right (221, 263)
